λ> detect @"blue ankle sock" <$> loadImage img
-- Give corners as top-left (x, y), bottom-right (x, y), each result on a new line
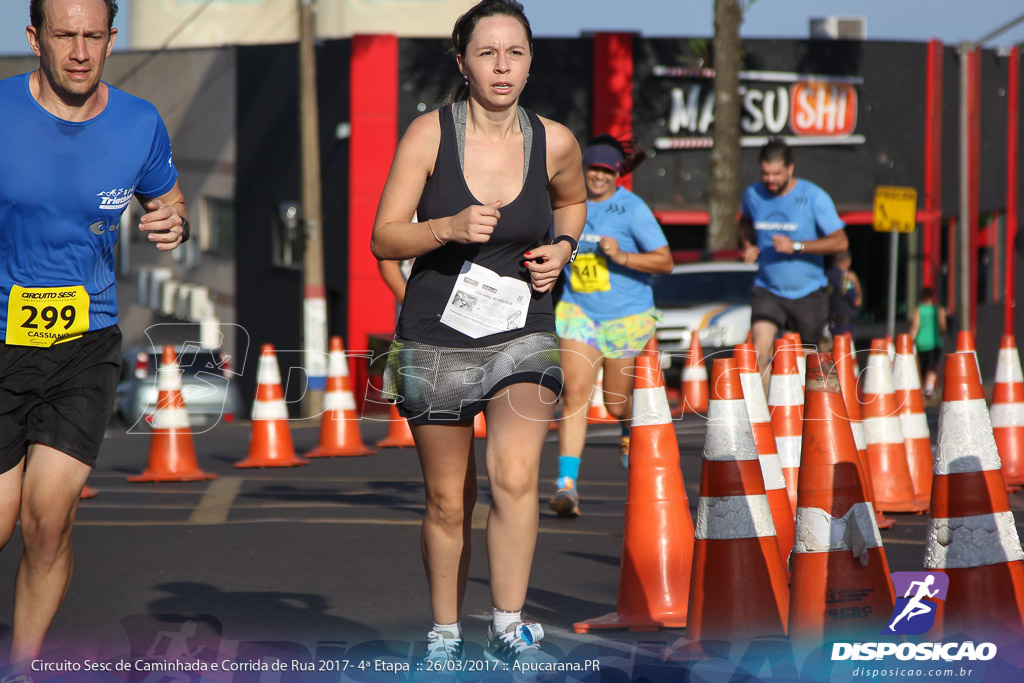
top-left (557, 455), bottom-right (581, 482)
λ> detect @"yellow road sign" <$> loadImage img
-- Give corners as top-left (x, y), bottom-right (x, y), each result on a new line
top-left (873, 186), bottom-right (918, 233)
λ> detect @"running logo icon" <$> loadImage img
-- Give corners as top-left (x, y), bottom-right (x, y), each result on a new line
top-left (97, 186), bottom-right (136, 211)
top-left (883, 571), bottom-right (949, 635)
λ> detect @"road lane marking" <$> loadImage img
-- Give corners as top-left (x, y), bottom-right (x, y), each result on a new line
top-left (879, 536), bottom-right (938, 545)
top-left (72, 517), bottom-right (607, 535)
top-left (472, 502), bottom-right (489, 530)
top-left (189, 477), bottom-right (243, 524)
top-left (78, 501), bottom-right (381, 510)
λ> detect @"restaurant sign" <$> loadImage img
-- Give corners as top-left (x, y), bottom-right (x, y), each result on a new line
top-left (653, 66), bottom-right (866, 150)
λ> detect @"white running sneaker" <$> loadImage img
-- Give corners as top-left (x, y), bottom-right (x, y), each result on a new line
top-left (1, 675), bottom-right (35, 683)
top-left (423, 629), bottom-right (464, 664)
top-left (484, 621), bottom-right (556, 667)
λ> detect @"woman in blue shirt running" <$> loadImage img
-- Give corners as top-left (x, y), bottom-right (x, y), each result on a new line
top-left (549, 135), bottom-right (673, 518)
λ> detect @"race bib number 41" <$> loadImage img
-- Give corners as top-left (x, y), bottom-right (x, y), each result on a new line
top-left (570, 253), bottom-right (611, 293)
top-left (6, 285), bottom-right (90, 347)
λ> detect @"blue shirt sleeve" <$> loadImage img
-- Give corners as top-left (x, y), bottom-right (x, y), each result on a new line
top-left (631, 199), bottom-right (669, 252)
top-left (135, 113), bottom-right (178, 199)
top-left (813, 185), bottom-right (845, 236)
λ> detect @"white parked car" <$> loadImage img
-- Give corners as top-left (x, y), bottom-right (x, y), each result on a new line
top-left (650, 261), bottom-right (757, 379)
top-left (114, 346), bottom-right (244, 430)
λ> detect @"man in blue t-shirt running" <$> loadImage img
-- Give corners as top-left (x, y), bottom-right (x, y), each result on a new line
top-left (739, 138), bottom-right (849, 388)
top-left (0, 0), bottom-right (189, 671)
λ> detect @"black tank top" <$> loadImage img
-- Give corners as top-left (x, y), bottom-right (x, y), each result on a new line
top-left (396, 104), bottom-right (554, 347)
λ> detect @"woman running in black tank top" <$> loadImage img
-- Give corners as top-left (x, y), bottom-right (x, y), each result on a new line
top-left (369, 0), bottom-right (586, 669)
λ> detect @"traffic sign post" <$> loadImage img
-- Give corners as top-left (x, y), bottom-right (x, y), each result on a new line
top-left (874, 186), bottom-right (918, 338)
top-left (873, 186), bottom-right (918, 233)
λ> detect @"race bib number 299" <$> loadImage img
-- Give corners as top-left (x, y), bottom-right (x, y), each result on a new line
top-left (6, 285), bottom-right (90, 347)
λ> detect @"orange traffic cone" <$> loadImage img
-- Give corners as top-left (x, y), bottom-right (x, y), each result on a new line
top-left (784, 331), bottom-right (806, 386)
top-left (884, 334), bottom-right (896, 364)
top-left (789, 352), bottom-right (895, 644)
top-left (956, 329), bottom-right (977, 354)
top-left (474, 412), bottom-right (487, 438)
top-left (769, 338), bottom-right (803, 512)
top-left (685, 358), bottom-right (789, 641)
top-left (235, 344), bottom-right (306, 468)
top-left (991, 335), bottom-right (1024, 488)
top-left (956, 329), bottom-right (982, 378)
top-left (376, 403), bottom-right (416, 448)
top-left (926, 352), bottom-right (1024, 651)
top-left (679, 333), bottom-right (709, 414)
top-left (735, 342), bottom-right (794, 566)
top-left (893, 334), bottom-right (933, 501)
top-left (860, 339), bottom-right (927, 513)
top-left (587, 368), bottom-right (617, 424)
top-left (307, 336), bottom-right (375, 458)
top-left (130, 346), bottom-right (217, 482)
top-left (833, 333), bottom-right (893, 530)
top-left (574, 351), bottom-right (694, 632)
top-left (80, 485), bottom-right (98, 499)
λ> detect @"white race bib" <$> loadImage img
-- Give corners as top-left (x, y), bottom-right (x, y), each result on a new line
top-left (440, 262), bottom-right (530, 339)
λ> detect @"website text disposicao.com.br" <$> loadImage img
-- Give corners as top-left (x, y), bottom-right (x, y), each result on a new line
top-left (837, 640), bottom-right (999, 680)
top-left (850, 665), bottom-right (980, 679)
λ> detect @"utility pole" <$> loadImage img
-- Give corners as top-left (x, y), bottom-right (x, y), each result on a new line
top-left (299, 0), bottom-right (326, 417)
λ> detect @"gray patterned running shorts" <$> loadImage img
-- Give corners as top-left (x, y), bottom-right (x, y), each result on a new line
top-left (381, 332), bottom-right (563, 425)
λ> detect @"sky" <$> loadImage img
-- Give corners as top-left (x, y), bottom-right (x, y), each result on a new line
top-left (522, 0), bottom-right (1024, 45)
top-left (1, 0), bottom-right (1022, 55)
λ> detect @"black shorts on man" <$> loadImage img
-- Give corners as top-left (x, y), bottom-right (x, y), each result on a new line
top-left (751, 286), bottom-right (830, 346)
top-left (0, 325), bottom-right (122, 474)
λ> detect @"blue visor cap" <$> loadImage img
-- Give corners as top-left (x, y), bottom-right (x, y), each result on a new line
top-left (583, 144), bottom-right (623, 173)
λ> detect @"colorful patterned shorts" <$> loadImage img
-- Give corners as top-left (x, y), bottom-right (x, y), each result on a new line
top-left (555, 302), bottom-right (659, 360)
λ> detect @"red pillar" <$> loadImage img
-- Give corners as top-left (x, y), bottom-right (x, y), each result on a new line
top-left (923, 40), bottom-right (944, 290)
top-left (592, 32), bottom-right (635, 190)
top-left (968, 47), bottom-right (981, 332)
top-left (1006, 47), bottom-right (1020, 335)
top-left (348, 34), bottom-right (399, 400)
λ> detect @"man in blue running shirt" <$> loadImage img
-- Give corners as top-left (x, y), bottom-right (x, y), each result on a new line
top-left (0, 0), bottom-right (189, 671)
top-left (739, 138), bottom-right (849, 389)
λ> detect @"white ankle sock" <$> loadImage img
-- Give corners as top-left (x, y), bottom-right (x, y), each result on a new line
top-left (492, 608), bottom-right (521, 634)
top-left (433, 621), bottom-right (461, 637)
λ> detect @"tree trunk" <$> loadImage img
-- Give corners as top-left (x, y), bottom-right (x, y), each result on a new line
top-left (708, 0), bottom-right (743, 253)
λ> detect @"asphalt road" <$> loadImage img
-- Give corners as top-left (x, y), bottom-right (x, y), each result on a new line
top-left (1, 407), bottom-right (1022, 682)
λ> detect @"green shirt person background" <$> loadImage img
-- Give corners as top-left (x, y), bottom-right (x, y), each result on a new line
top-left (909, 287), bottom-right (947, 399)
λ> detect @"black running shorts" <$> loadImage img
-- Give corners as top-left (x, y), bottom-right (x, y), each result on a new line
top-left (918, 347), bottom-right (943, 377)
top-left (751, 286), bottom-right (830, 346)
top-left (0, 325), bottom-right (122, 474)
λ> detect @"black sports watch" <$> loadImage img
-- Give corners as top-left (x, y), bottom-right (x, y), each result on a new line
top-left (179, 215), bottom-right (191, 243)
top-left (552, 234), bottom-right (579, 263)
